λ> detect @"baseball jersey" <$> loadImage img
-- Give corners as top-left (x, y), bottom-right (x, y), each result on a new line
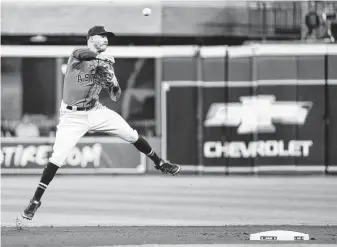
top-left (62, 48), bottom-right (104, 108)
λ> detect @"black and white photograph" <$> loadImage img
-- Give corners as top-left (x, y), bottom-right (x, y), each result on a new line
top-left (1, 0), bottom-right (337, 246)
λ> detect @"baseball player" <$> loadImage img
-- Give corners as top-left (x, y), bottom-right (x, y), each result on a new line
top-left (20, 26), bottom-right (181, 221)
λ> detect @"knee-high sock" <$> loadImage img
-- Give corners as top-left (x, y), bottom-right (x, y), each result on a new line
top-left (133, 136), bottom-right (162, 166)
top-left (33, 162), bottom-right (59, 201)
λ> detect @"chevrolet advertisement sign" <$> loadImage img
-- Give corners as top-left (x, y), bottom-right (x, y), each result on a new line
top-left (204, 95), bottom-right (314, 158)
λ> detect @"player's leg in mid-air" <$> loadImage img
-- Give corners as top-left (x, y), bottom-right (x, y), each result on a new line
top-left (21, 107), bottom-right (89, 220)
top-left (89, 104), bottom-right (181, 175)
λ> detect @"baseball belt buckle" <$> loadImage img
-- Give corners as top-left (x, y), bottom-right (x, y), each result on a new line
top-left (72, 106), bottom-right (78, 111)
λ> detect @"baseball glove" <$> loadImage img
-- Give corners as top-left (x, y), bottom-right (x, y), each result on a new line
top-left (94, 60), bottom-right (122, 102)
top-left (108, 84), bottom-right (122, 102)
top-left (93, 61), bottom-right (115, 88)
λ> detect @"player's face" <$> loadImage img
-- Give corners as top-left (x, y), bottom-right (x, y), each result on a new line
top-left (91, 34), bottom-right (108, 52)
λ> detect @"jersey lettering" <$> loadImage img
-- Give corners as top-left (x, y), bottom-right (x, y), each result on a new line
top-left (77, 73), bottom-right (95, 83)
top-left (62, 48), bottom-right (111, 108)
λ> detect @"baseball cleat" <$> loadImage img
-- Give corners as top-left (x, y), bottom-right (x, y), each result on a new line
top-left (21, 199), bottom-right (41, 220)
top-left (155, 161), bottom-right (181, 175)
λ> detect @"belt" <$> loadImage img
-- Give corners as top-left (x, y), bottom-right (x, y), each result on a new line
top-left (66, 104), bottom-right (95, 111)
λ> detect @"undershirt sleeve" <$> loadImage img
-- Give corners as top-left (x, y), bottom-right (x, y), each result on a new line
top-left (72, 48), bottom-right (98, 61)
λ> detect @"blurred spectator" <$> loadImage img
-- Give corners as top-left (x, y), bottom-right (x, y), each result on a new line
top-left (321, 11), bottom-right (336, 43)
top-left (304, 3), bottom-right (321, 40)
top-left (1, 117), bottom-right (13, 137)
top-left (15, 115), bottom-right (39, 137)
top-left (304, 1), bottom-right (336, 43)
top-left (1, 125), bottom-right (12, 137)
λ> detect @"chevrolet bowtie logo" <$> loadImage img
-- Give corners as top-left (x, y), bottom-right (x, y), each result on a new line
top-left (204, 95), bottom-right (313, 134)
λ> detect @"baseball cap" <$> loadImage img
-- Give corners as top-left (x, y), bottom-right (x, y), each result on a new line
top-left (87, 26), bottom-right (115, 40)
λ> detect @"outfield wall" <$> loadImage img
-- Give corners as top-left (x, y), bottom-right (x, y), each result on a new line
top-left (161, 43), bottom-right (337, 174)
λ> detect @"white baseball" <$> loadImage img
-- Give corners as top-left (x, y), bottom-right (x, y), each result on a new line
top-left (142, 8), bottom-right (151, 16)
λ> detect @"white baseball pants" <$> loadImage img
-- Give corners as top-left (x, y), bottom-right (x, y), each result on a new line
top-left (49, 101), bottom-right (138, 167)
